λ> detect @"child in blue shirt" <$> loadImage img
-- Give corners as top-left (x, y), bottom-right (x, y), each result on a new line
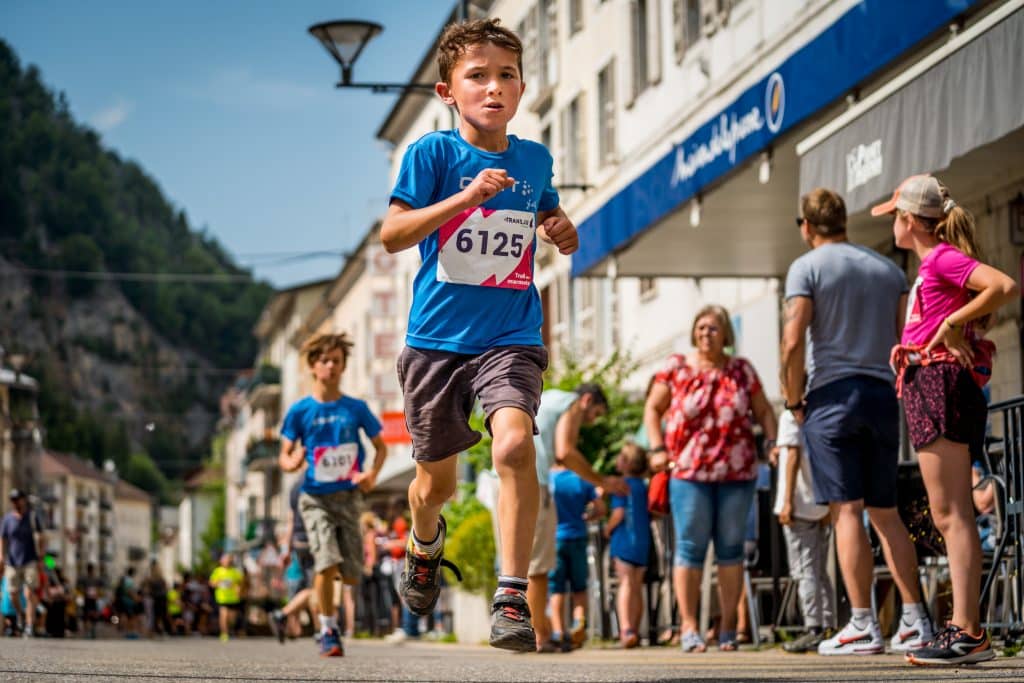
top-left (381, 18), bottom-right (579, 653)
top-left (604, 443), bottom-right (650, 648)
top-left (548, 466), bottom-right (604, 650)
top-left (279, 333), bottom-right (388, 658)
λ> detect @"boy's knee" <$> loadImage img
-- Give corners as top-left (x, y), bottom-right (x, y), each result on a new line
top-left (491, 429), bottom-right (534, 471)
top-left (411, 480), bottom-right (456, 508)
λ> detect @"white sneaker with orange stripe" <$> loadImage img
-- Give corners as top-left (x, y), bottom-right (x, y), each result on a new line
top-left (818, 619), bottom-right (884, 655)
top-left (890, 615), bottom-right (934, 652)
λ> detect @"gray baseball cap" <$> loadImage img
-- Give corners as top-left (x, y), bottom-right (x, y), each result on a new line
top-left (871, 174), bottom-right (946, 219)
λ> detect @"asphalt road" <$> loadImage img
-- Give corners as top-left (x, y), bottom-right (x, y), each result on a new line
top-left (2, 637), bottom-right (1023, 682)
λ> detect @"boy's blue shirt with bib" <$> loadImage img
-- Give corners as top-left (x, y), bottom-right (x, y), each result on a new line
top-left (390, 130), bottom-right (560, 355)
top-left (281, 395), bottom-right (382, 496)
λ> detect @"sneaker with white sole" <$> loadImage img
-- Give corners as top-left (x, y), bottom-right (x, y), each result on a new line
top-left (905, 624), bottom-right (995, 666)
top-left (817, 619), bottom-right (884, 655)
top-left (889, 615), bottom-right (934, 652)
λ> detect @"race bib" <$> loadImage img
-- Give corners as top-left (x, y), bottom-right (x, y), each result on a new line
top-left (436, 208), bottom-right (535, 289)
top-left (312, 443), bottom-right (360, 483)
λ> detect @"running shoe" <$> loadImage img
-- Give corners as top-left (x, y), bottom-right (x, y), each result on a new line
top-left (488, 590), bottom-right (535, 652)
top-left (783, 629), bottom-right (827, 653)
top-left (906, 624), bottom-right (995, 666)
top-left (399, 516), bottom-right (463, 615)
top-left (270, 609), bottom-right (286, 644)
top-left (319, 628), bottom-right (344, 657)
top-left (889, 614), bottom-right (934, 652)
top-left (818, 619), bottom-right (883, 655)
top-left (219, 632), bottom-right (229, 643)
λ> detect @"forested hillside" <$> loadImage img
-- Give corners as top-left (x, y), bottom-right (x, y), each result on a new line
top-left (0, 39), bottom-right (273, 499)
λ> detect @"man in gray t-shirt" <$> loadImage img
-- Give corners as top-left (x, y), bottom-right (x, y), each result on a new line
top-left (781, 188), bottom-right (928, 656)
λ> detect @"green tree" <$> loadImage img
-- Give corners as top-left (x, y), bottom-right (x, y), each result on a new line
top-left (197, 480), bottom-right (227, 576)
top-left (120, 452), bottom-right (170, 504)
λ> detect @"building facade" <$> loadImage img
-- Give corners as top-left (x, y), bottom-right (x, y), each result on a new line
top-left (374, 0), bottom-right (1022, 401)
top-left (39, 451), bottom-right (117, 589)
top-left (113, 479), bottom-right (154, 581)
top-left (0, 361), bottom-right (41, 517)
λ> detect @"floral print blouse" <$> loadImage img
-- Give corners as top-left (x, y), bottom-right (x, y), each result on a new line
top-left (654, 354), bottom-right (763, 483)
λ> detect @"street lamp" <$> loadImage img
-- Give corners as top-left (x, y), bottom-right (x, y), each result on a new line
top-left (308, 20), bottom-right (437, 95)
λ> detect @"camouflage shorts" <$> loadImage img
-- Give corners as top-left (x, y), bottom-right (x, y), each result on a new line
top-left (298, 489), bottom-right (364, 581)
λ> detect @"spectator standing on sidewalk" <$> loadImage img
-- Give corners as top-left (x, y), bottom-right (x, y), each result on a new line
top-left (0, 489), bottom-right (43, 637)
top-left (522, 384), bottom-right (627, 652)
top-left (603, 443), bottom-right (650, 649)
top-left (547, 462), bottom-right (604, 651)
top-left (645, 305), bottom-right (777, 653)
top-left (782, 188), bottom-right (930, 656)
top-left (771, 409), bottom-right (834, 653)
top-left (879, 175), bottom-right (1017, 666)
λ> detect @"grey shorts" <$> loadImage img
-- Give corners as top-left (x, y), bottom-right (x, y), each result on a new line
top-left (397, 344), bottom-right (548, 462)
top-left (298, 489), bottom-right (364, 581)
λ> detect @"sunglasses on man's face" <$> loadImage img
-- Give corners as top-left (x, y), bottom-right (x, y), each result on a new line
top-left (795, 217), bottom-right (805, 228)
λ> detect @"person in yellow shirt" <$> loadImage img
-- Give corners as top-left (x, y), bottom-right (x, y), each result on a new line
top-left (209, 554), bottom-right (243, 642)
top-left (167, 581), bottom-right (184, 635)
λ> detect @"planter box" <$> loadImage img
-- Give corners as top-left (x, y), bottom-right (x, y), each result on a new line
top-left (452, 588), bottom-right (490, 645)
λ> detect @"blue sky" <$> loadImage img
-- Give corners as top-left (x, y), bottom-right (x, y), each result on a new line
top-left (1, 1), bottom-right (454, 288)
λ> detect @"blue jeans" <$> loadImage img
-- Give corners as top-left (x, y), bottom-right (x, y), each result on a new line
top-left (669, 478), bottom-right (756, 568)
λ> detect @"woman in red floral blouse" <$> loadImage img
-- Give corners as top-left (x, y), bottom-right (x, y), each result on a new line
top-left (644, 305), bottom-right (777, 653)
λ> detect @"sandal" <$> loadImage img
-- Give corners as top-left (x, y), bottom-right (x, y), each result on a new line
top-left (621, 629), bottom-right (639, 649)
top-left (680, 630), bottom-right (707, 653)
top-left (718, 629), bottom-right (739, 651)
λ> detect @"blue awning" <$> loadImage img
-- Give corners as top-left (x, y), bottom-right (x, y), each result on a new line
top-left (571, 0), bottom-right (979, 277)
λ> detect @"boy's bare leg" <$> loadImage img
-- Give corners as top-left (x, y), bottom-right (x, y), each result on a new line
top-left (315, 566), bottom-right (339, 630)
top-left (489, 406), bottom-right (540, 651)
top-left (490, 407), bottom-right (538, 580)
top-left (549, 592), bottom-right (566, 638)
top-left (409, 456), bottom-right (459, 545)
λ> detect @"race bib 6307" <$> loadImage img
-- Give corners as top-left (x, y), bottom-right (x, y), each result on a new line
top-left (436, 208), bottom-right (535, 290)
top-left (313, 443), bottom-right (359, 483)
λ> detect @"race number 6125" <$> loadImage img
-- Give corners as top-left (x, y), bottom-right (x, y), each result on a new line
top-left (455, 229), bottom-right (524, 258)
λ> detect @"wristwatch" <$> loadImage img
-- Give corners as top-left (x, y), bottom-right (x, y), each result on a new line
top-left (649, 445), bottom-right (667, 454)
top-left (784, 401), bottom-right (805, 411)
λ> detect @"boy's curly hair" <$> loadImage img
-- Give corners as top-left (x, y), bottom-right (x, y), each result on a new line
top-left (437, 18), bottom-right (523, 84)
top-left (300, 332), bottom-right (353, 367)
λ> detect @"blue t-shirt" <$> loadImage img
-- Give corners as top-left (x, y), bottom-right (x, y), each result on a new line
top-left (1, 510), bottom-right (39, 567)
top-left (280, 395), bottom-right (383, 496)
top-left (550, 469), bottom-right (597, 542)
top-left (390, 130), bottom-right (560, 354)
top-left (609, 477), bottom-right (650, 566)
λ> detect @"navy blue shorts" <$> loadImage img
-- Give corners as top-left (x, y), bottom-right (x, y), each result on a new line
top-left (548, 537), bottom-right (589, 595)
top-left (802, 376), bottom-right (899, 508)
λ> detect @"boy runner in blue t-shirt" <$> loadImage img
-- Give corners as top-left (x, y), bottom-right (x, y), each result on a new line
top-left (381, 18), bottom-right (579, 652)
top-left (279, 333), bottom-right (387, 658)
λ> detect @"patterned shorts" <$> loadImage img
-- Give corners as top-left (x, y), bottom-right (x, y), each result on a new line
top-left (901, 362), bottom-right (987, 458)
top-left (299, 489), bottom-right (364, 581)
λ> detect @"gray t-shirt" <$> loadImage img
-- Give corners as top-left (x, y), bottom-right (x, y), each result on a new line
top-left (784, 242), bottom-right (908, 392)
top-left (533, 389), bottom-right (578, 487)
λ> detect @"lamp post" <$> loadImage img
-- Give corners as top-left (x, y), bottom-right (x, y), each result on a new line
top-left (308, 20), bottom-right (437, 95)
